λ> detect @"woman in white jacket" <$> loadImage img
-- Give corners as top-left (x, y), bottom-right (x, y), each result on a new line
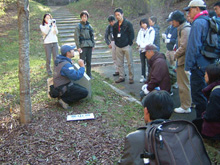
top-left (136, 18), bottom-right (155, 83)
top-left (40, 13), bottom-right (58, 76)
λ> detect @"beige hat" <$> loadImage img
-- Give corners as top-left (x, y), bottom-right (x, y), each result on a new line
top-left (183, 0), bottom-right (206, 11)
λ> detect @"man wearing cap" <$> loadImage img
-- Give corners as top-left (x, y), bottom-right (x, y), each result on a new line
top-left (140, 44), bottom-right (171, 99)
top-left (183, 0), bottom-right (216, 117)
top-left (162, 12), bottom-right (177, 67)
top-left (53, 45), bottom-right (88, 109)
top-left (169, 10), bottom-right (192, 114)
top-left (118, 90), bottom-right (174, 164)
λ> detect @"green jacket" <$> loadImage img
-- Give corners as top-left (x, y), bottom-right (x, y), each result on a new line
top-left (74, 21), bottom-right (95, 48)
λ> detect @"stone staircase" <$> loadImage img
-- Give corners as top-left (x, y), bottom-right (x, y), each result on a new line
top-left (51, 6), bottom-right (139, 67)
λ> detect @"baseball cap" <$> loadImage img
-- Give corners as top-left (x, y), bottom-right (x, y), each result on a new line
top-left (183, 0), bottom-right (206, 11)
top-left (167, 10), bottom-right (185, 22)
top-left (61, 45), bottom-right (76, 56)
top-left (166, 12), bottom-right (173, 22)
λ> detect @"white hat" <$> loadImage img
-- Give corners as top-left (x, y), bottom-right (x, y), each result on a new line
top-left (183, 0), bottom-right (206, 11)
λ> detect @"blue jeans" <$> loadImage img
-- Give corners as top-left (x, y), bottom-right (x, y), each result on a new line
top-left (190, 68), bottom-right (207, 118)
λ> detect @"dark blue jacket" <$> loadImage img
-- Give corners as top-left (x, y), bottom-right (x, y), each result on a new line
top-left (165, 25), bottom-right (177, 51)
top-left (55, 55), bottom-right (85, 81)
top-left (185, 15), bottom-right (215, 71)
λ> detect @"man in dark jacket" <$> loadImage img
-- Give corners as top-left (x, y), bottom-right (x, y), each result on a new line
top-left (118, 90), bottom-right (174, 164)
top-left (162, 12), bottom-right (177, 67)
top-left (140, 44), bottom-right (171, 98)
top-left (184, 0), bottom-right (216, 118)
top-left (53, 45), bottom-right (88, 109)
top-left (105, 15), bottom-right (118, 76)
top-left (113, 8), bottom-right (135, 84)
top-left (149, 16), bottom-right (160, 51)
top-left (74, 10), bottom-right (95, 78)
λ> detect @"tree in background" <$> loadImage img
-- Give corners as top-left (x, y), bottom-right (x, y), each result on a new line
top-left (17, 0), bottom-right (32, 123)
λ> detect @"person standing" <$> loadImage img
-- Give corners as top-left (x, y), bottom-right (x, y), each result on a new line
top-left (74, 10), bottom-right (95, 78)
top-left (168, 10), bottom-right (192, 113)
top-left (162, 12), bottom-right (177, 67)
top-left (136, 18), bottom-right (155, 83)
top-left (183, 0), bottom-right (216, 118)
top-left (113, 8), bottom-right (135, 84)
top-left (149, 16), bottom-right (160, 51)
top-left (104, 15), bottom-right (119, 76)
top-left (40, 13), bottom-right (59, 77)
top-left (214, 2), bottom-right (220, 17)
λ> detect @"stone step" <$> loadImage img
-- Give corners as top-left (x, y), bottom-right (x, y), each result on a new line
top-left (53, 15), bottom-right (78, 18)
top-left (57, 23), bottom-right (77, 27)
top-left (59, 29), bottom-right (75, 33)
top-left (60, 36), bottom-right (98, 43)
top-left (61, 40), bottom-right (103, 46)
top-left (56, 20), bottom-right (80, 24)
top-left (59, 33), bottom-right (74, 38)
top-left (55, 18), bottom-right (79, 21)
top-left (58, 25), bottom-right (77, 30)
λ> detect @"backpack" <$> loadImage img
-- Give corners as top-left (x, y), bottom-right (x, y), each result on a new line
top-left (200, 16), bottom-right (220, 59)
top-left (140, 120), bottom-right (211, 165)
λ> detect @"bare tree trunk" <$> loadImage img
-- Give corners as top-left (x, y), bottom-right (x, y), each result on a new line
top-left (17, 0), bottom-right (32, 123)
top-left (111, 0), bottom-right (114, 6)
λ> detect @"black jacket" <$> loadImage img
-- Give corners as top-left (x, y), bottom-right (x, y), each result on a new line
top-left (113, 18), bottom-right (134, 48)
top-left (153, 24), bottom-right (160, 51)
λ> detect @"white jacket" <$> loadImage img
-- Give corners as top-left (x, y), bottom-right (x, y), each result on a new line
top-left (40, 24), bottom-right (58, 44)
top-left (136, 27), bottom-right (155, 52)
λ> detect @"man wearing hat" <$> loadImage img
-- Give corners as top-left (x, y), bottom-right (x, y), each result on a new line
top-left (169, 10), bottom-right (192, 114)
top-left (53, 45), bottom-right (88, 109)
top-left (140, 44), bottom-right (171, 99)
top-left (162, 12), bottom-right (177, 67)
top-left (183, 0), bottom-right (216, 118)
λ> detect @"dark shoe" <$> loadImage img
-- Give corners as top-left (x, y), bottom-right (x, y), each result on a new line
top-left (113, 72), bottom-right (119, 76)
top-left (115, 78), bottom-right (125, 83)
top-left (129, 79), bottom-right (134, 84)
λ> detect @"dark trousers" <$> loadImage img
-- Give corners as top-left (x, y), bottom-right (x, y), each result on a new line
top-left (80, 47), bottom-right (92, 77)
top-left (140, 52), bottom-right (146, 78)
top-left (61, 83), bottom-right (88, 104)
top-left (190, 68), bottom-right (207, 118)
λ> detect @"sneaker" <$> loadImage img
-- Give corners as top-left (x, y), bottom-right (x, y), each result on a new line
top-left (174, 107), bottom-right (191, 114)
top-left (140, 75), bottom-right (146, 83)
top-left (59, 99), bottom-right (71, 109)
top-left (113, 72), bottom-right (119, 76)
top-left (115, 78), bottom-right (125, 83)
top-left (129, 79), bottom-right (134, 84)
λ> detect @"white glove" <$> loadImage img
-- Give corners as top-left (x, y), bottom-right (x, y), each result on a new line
top-left (165, 38), bottom-right (170, 44)
top-left (162, 33), bottom-right (166, 39)
top-left (142, 84), bottom-right (149, 95)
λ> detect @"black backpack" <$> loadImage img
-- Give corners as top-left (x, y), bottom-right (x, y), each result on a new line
top-left (200, 16), bottom-right (220, 59)
top-left (140, 120), bottom-right (211, 165)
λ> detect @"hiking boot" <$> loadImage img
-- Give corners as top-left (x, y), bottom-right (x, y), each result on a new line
top-left (113, 72), bottom-right (119, 76)
top-left (59, 99), bottom-right (71, 109)
top-left (174, 107), bottom-right (191, 114)
top-left (140, 75), bottom-right (146, 83)
top-left (129, 79), bottom-right (134, 84)
top-left (115, 78), bottom-right (125, 83)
